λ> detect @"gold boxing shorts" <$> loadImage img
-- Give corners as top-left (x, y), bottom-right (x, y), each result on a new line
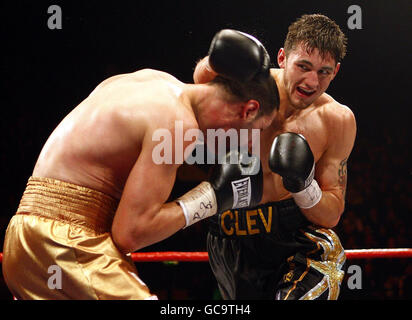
top-left (2, 176), bottom-right (157, 300)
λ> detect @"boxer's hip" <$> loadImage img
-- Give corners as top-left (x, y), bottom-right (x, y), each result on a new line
top-left (206, 200), bottom-right (346, 299)
top-left (15, 176), bottom-right (119, 233)
top-left (275, 226), bottom-right (346, 300)
top-left (207, 198), bottom-right (310, 244)
top-left (2, 176), bottom-right (154, 300)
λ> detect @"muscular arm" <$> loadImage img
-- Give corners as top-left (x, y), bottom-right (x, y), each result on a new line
top-left (112, 130), bottom-right (187, 254)
top-left (300, 106), bottom-right (356, 228)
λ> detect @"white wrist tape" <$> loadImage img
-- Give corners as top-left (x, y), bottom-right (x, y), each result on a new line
top-left (177, 181), bottom-right (218, 228)
top-left (292, 179), bottom-right (322, 209)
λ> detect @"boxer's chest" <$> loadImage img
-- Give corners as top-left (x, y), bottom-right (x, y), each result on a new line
top-left (259, 111), bottom-right (328, 203)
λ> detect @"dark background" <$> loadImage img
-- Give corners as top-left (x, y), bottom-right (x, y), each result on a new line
top-left (0, 0), bottom-right (411, 300)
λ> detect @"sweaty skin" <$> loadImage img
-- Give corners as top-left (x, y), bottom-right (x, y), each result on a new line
top-left (33, 69), bottom-right (196, 253)
top-left (194, 42), bottom-right (356, 228)
top-left (33, 69), bottom-right (271, 253)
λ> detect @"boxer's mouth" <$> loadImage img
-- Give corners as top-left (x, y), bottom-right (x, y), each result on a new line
top-left (296, 86), bottom-right (315, 97)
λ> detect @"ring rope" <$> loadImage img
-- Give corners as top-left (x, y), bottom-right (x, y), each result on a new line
top-left (128, 248), bottom-right (412, 262)
top-left (0, 249), bottom-right (411, 264)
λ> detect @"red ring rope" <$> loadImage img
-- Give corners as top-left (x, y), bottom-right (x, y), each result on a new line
top-left (0, 249), bottom-right (411, 264)
top-left (128, 249), bottom-right (412, 262)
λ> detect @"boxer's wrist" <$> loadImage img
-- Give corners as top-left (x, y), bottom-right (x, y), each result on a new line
top-left (194, 57), bottom-right (217, 84)
top-left (204, 57), bottom-right (213, 72)
top-left (177, 181), bottom-right (218, 228)
top-left (291, 179), bottom-right (322, 209)
top-left (204, 57), bottom-right (218, 76)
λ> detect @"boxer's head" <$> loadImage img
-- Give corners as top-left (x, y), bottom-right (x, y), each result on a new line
top-left (278, 14), bottom-right (347, 109)
top-left (207, 74), bottom-right (280, 132)
top-left (191, 75), bottom-right (279, 150)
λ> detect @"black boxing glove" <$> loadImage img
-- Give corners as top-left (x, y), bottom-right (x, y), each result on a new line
top-left (207, 29), bottom-right (271, 82)
top-left (269, 132), bottom-right (322, 209)
top-left (177, 150), bottom-right (262, 228)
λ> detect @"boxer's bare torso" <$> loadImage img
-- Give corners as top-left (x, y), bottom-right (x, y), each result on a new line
top-left (260, 69), bottom-right (356, 215)
top-left (193, 44), bottom-right (357, 227)
top-left (33, 69), bottom-right (197, 200)
top-left (33, 68), bottom-right (272, 252)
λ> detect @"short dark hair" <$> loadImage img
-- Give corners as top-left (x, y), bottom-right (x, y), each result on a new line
top-left (284, 14), bottom-right (347, 63)
top-left (210, 75), bottom-right (280, 117)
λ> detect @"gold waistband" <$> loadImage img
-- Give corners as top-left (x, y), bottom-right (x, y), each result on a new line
top-left (16, 176), bottom-right (119, 234)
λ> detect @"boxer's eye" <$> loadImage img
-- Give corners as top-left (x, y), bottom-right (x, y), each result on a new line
top-left (319, 69), bottom-right (331, 75)
top-left (298, 64), bottom-right (310, 71)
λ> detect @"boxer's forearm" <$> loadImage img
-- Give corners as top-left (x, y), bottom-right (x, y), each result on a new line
top-left (112, 202), bottom-right (186, 254)
top-left (299, 190), bottom-right (344, 228)
top-left (193, 56), bottom-right (217, 84)
top-left (136, 202), bottom-right (187, 251)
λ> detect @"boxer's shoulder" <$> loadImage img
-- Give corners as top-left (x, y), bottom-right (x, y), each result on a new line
top-left (93, 69), bottom-right (183, 93)
top-left (315, 93), bottom-right (355, 126)
top-left (129, 68), bottom-right (182, 84)
top-left (315, 94), bottom-right (356, 148)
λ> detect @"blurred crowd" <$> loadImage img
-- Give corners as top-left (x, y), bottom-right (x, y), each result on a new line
top-left (0, 108), bottom-right (410, 300)
top-left (336, 127), bottom-right (411, 299)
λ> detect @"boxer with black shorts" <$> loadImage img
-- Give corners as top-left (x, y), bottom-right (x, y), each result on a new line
top-left (194, 14), bottom-right (356, 300)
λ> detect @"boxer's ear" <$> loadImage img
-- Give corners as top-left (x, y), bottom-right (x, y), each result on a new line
top-left (277, 48), bottom-right (286, 68)
top-left (240, 100), bottom-right (260, 121)
top-left (331, 62), bottom-right (341, 80)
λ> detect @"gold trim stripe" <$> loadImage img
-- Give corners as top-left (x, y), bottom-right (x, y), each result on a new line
top-left (301, 228), bottom-right (346, 300)
top-left (16, 176), bottom-right (119, 234)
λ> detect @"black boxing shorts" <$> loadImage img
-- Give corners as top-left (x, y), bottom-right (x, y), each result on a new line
top-left (206, 199), bottom-right (346, 300)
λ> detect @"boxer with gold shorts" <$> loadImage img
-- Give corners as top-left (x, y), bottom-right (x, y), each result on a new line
top-left (2, 30), bottom-right (279, 299)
